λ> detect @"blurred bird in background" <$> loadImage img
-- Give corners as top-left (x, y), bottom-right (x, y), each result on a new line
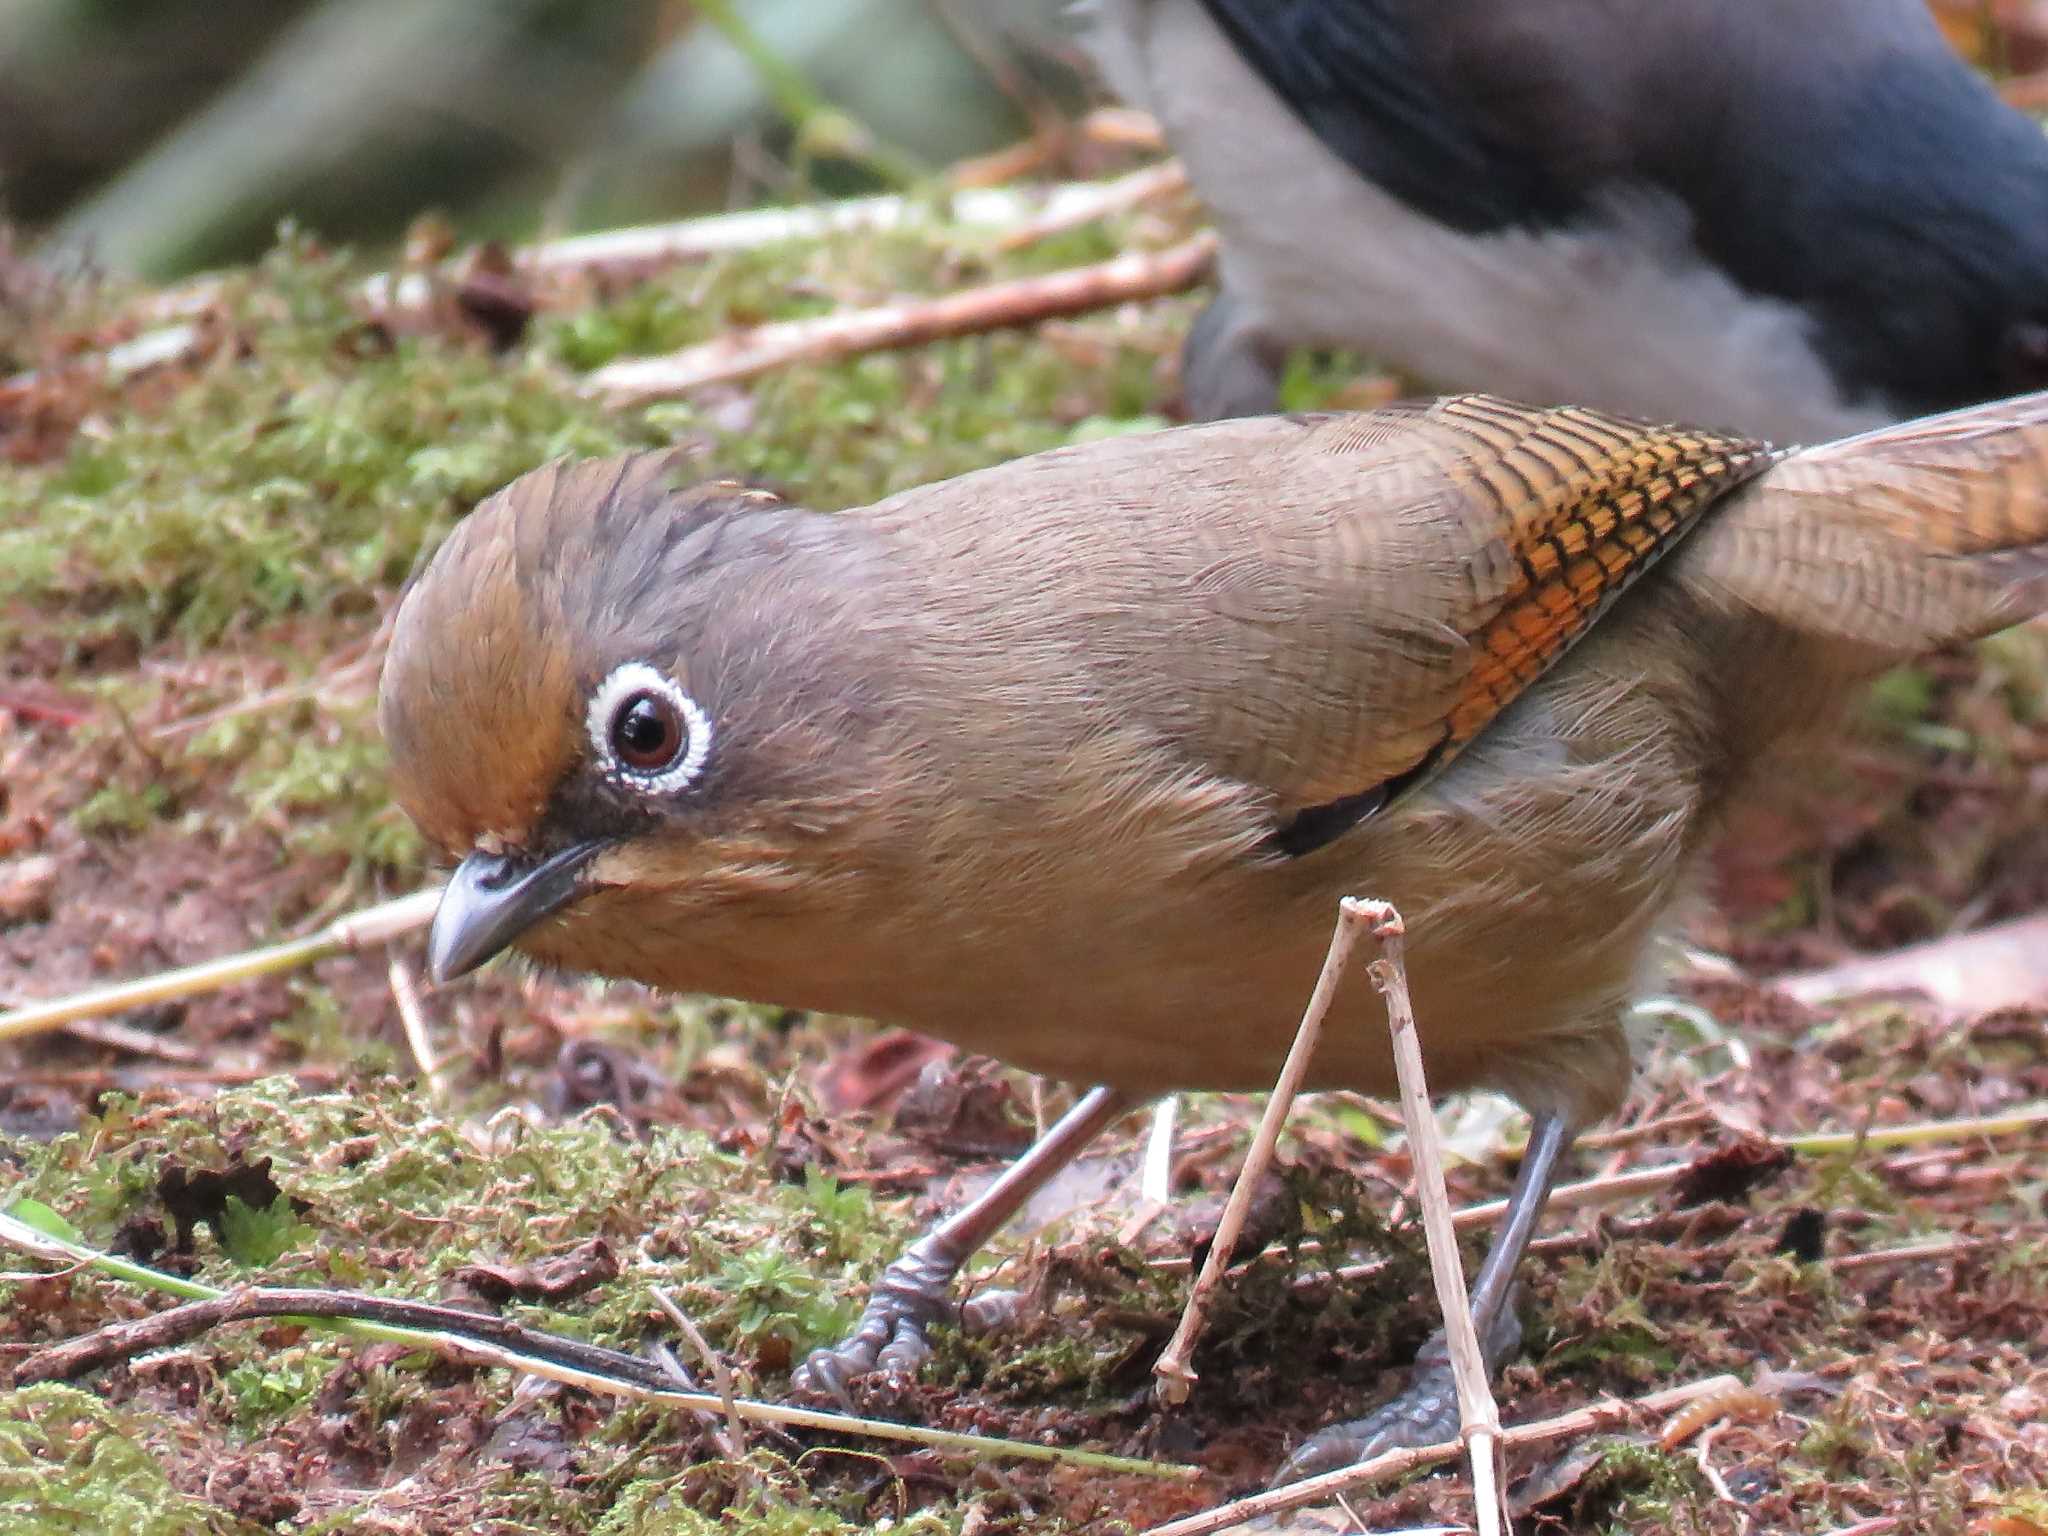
top-left (1087, 0), bottom-right (2048, 438)
top-left (13, 0), bottom-right (2046, 445)
top-left (382, 388), bottom-right (2048, 1477)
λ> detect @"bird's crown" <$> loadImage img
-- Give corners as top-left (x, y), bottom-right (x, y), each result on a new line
top-left (378, 450), bottom-right (786, 860)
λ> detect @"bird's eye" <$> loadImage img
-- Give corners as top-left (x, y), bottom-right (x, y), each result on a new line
top-left (586, 661), bottom-right (712, 793)
top-left (612, 691), bottom-right (683, 770)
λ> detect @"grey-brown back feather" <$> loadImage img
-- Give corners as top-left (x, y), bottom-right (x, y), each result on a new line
top-left (1677, 389), bottom-right (2048, 654)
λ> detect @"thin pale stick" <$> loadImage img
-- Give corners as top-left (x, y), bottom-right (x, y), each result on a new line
top-left (994, 160), bottom-right (1189, 251)
top-left (0, 887), bottom-right (440, 1041)
top-left (1141, 1096), bottom-right (1179, 1205)
top-left (1153, 896), bottom-right (1374, 1404)
top-left (1141, 1373), bottom-right (1745, 1536)
top-left (1826, 1235), bottom-right (1985, 1273)
top-left (652, 1285), bottom-right (747, 1459)
top-left (1354, 898), bottom-right (1505, 1536)
top-left (1164, 1097), bottom-right (2027, 1280)
top-left (1782, 1102), bottom-right (2048, 1153)
top-left (587, 233), bottom-right (1217, 406)
top-left (1446, 1099), bottom-right (2048, 1226)
top-left (1574, 1108), bottom-right (1713, 1150)
top-left (52, 1016), bottom-right (205, 1065)
top-left (387, 955), bottom-right (448, 1104)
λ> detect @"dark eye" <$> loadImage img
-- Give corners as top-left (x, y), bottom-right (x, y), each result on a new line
top-left (611, 691), bottom-right (685, 771)
top-left (588, 662), bottom-right (712, 791)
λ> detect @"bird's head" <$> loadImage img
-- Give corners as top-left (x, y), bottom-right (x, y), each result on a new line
top-left (379, 450), bottom-right (894, 989)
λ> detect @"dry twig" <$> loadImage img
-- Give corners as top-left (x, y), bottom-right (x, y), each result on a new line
top-left (1825, 1235), bottom-right (1987, 1273)
top-left (1152, 891), bottom-right (1374, 1403)
top-left (652, 1285), bottom-right (748, 1460)
top-left (993, 160), bottom-right (1189, 251)
top-left (586, 232), bottom-right (1217, 405)
top-left (386, 954), bottom-right (449, 1104)
top-left (368, 164), bottom-right (1192, 323)
top-left (1358, 899), bottom-right (1505, 1536)
top-left (1140, 1374), bottom-right (1747, 1536)
top-left (0, 887), bottom-right (440, 1041)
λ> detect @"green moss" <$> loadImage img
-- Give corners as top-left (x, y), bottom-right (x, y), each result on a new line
top-left (1577, 1438), bottom-right (1706, 1534)
top-left (19, 220), bottom-right (1182, 893)
top-left (210, 701), bottom-right (424, 871)
top-left (1273, 348), bottom-right (1378, 411)
top-left (71, 780), bottom-right (174, 836)
top-left (222, 1347), bottom-right (337, 1432)
top-left (591, 1465), bottom-right (962, 1536)
top-left (1, 1076), bottom-right (901, 1370)
top-left (1797, 1402), bottom-right (1877, 1477)
top-left (0, 236), bottom-right (664, 652)
top-left (0, 1386), bottom-right (255, 1536)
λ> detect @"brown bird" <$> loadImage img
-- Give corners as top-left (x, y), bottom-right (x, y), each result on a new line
top-left (380, 392), bottom-right (2048, 1479)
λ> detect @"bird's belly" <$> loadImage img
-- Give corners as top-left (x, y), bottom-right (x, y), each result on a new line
top-left (856, 847), bottom-right (1661, 1117)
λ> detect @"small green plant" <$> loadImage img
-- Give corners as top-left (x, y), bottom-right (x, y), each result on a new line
top-left (716, 1248), bottom-right (851, 1357)
top-left (219, 1192), bottom-right (309, 1269)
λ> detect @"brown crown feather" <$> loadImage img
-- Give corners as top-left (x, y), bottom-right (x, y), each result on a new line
top-left (379, 450), bottom-right (703, 854)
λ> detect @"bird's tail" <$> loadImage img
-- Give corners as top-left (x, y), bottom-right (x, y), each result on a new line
top-left (1678, 389), bottom-right (2048, 659)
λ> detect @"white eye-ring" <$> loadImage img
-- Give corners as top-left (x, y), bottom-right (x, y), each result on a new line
top-left (585, 662), bottom-right (713, 795)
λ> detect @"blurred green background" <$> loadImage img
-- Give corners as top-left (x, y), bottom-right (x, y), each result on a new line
top-left (1, 0), bottom-right (1093, 278)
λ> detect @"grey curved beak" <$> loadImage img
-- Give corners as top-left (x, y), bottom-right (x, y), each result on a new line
top-left (428, 841), bottom-right (603, 985)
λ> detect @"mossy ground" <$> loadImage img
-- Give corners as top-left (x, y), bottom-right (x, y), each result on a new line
top-left (1, 182), bottom-right (2045, 1535)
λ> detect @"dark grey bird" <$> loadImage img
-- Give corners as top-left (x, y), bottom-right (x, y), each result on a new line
top-left (1087, 0), bottom-right (2048, 438)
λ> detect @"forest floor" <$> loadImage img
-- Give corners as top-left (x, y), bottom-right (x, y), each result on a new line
top-left (1, 138), bottom-right (2045, 1536)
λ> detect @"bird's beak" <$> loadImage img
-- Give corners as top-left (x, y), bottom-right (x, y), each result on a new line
top-left (428, 841), bottom-right (605, 985)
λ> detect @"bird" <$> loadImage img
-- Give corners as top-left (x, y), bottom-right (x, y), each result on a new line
top-left (380, 390), bottom-right (2048, 1480)
top-left (1084, 0), bottom-right (2048, 439)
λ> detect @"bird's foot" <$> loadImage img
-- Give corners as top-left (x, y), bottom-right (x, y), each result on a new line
top-left (792, 1237), bottom-right (959, 1402)
top-left (1270, 1303), bottom-right (1523, 1486)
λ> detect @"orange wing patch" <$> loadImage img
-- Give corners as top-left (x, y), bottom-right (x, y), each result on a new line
top-left (1268, 398), bottom-right (1774, 859)
top-left (1435, 397), bottom-right (1775, 751)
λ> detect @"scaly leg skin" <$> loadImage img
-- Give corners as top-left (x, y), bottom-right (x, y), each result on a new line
top-left (1272, 1112), bottom-right (1573, 1484)
top-left (1179, 287), bottom-right (1287, 421)
top-left (793, 1085), bottom-right (1138, 1402)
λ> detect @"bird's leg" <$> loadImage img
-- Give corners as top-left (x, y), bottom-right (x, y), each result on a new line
top-left (1179, 288), bottom-right (1288, 420)
top-left (1272, 1111), bottom-right (1573, 1484)
top-left (794, 1085), bottom-right (1139, 1398)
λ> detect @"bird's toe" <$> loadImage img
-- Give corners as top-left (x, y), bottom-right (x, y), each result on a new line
top-left (792, 1242), bottom-right (957, 1396)
top-left (1269, 1360), bottom-right (1462, 1486)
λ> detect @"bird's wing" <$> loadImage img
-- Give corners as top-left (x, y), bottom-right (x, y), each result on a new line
top-left (866, 398), bottom-right (1771, 851)
top-left (1186, 0), bottom-right (1980, 238)
top-left (1135, 398), bottom-right (1771, 849)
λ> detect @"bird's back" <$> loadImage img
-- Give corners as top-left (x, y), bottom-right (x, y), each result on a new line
top-left (857, 398), bottom-right (1768, 820)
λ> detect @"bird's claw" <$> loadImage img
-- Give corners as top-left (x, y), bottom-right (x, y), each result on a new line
top-left (1271, 1301), bottom-right (1524, 1487)
top-left (792, 1237), bottom-right (958, 1403)
top-left (1271, 1355), bottom-right (1462, 1484)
